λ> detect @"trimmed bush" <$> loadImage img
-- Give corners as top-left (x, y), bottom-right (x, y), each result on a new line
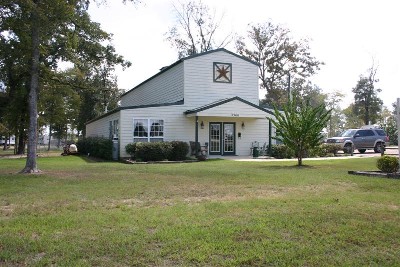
top-left (308, 144), bottom-right (342, 157)
top-left (307, 146), bottom-right (324, 158)
top-left (271, 144), bottom-right (294, 159)
top-left (77, 137), bottom-right (113, 160)
top-left (321, 143), bottom-right (342, 156)
top-left (377, 156), bottom-right (399, 173)
top-left (125, 142), bottom-right (138, 159)
top-left (125, 141), bottom-right (189, 162)
top-left (169, 141), bottom-right (189, 161)
top-left (135, 142), bottom-right (172, 162)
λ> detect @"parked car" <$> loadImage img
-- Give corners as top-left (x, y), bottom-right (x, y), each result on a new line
top-left (325, 126), bottom-right (388, 154)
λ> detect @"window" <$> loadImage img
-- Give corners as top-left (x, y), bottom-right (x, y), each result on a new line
top-left (375, 129), bottom-right (386, 136)
top-left (357, 130), bottom-right (374, 137)
top-left (133, 119), bottom-right (164, 142)
top-left (113, 120), bottom-right (119, 139)
top-left (109, 120), bottom-right (119, 140)
top-left (109, 121), bottom-right (113, 139)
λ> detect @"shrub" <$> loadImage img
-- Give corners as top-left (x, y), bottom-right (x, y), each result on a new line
top-left (125, 142), bottom-right (137, 159)
top-left (377, 156), bottom-right (399, 173)
top-left (271, 144), bottom-right (294, 159)
top-left (307, 146), bottom-right (324, 158)
top-left (322, 144), bottom-right (342, 156)
top-left (126, 141), bottom-right (189, 162)
top-left (135, 142), bottom-right (172, 162)
top-left (169, 141), bottom-right (189, 161)
top-left (308, 144), bottom-right (342, 157)
top-left (77, 137), bottom-right (113, 160)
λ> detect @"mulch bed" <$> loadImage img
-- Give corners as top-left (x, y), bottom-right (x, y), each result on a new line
top-left (348, 170), bottom-right (400, 179)
top-left (122, 159), bottom-right (199, 164)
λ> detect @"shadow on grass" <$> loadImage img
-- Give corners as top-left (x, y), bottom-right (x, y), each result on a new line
top-left (203, 158), bottom-right (225, 162)
top-left (257, 164), bottom-right (316, 170)
top-left (77, 155), bottom-right (112, 163)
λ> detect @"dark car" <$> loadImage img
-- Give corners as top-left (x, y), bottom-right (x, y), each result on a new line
top-left (326, 127), bottom-right (388, 154)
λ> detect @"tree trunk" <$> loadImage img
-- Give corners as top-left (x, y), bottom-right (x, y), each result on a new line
top-left (297, 146), bottom-right (303, 166)
top-left (365, 106), bottom-right (369, 125)
top-left (48, 125), bottom-right (52, 151)
top-left (21, 3), bottom-right (41, 173)
top-left (297, 156), bottom-right (302, 166)
top-left (2, 134), bottom-right (6, 150)
top-left (16, 128), bottom-right (25, 155)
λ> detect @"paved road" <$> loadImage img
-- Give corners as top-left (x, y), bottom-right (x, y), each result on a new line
top-left (338, 146), bottom-right (399, 158)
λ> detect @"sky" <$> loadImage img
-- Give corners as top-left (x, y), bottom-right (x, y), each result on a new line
top-left (88, 0), bottom-right (400, 110)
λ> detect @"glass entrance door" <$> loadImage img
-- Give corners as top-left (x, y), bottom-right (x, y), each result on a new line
top-left (209, 123), bottom-right (221, 154)
top-left (223, 123), bottom-right (235, 155)
top-left (209, 122), bottom-right (235, 155)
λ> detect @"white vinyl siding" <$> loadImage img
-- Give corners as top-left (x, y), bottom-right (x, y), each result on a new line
top-left (86, 106), bottom-right (274, 158)
top-left (119, 105), bottom-right (194, 158)
top-left (184, 51), bottom-right (259, 109)
top-left (191, 99), bottom-right (269, 118)
top-left (196, 117), bottom-right (274, 156)
top-left (86, 49), bottom-right (276, 158)
top-left (86, 112), bottom-right (120, 139)
top-left (121, 63), bottom-right (184, 107)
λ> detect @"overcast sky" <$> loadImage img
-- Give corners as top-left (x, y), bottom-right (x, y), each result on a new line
top-left (89, 0), bottom-right (400, 110)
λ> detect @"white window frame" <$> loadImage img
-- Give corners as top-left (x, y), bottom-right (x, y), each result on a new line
top-left (109, 120), bottom-right (119, 140)
top-left (113, 120), bottom-right (119, 139)
top-left (133, 118), bottom-right (164, 142)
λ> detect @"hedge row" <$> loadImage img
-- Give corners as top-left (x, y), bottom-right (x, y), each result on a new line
top-left (270, 143), bottom-right (342, 159)
top-left (125, 141), bottom-right (189, 162)
top-left (77, 137), bottom-right (113, 160)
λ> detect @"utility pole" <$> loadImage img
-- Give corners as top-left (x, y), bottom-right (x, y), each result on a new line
top-left (397, 98), bottom-right (400, 164)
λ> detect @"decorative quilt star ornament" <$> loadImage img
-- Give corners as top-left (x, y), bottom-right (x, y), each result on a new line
top-left (213, 62), bottom-right (232, 83)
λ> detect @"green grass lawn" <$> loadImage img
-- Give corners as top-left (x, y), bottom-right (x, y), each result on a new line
top-left (0, 156), bottom-right (399, 266)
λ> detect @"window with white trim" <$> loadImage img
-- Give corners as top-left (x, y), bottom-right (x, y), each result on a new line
top-left (114, 120), bottom-right (119, 138)
top-left (109, 120), bottom-right (119, 140)
top-left (133, 119), bottom-right (164, 142)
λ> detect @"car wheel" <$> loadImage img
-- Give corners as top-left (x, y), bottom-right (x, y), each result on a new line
top-left (344, 143), bottom-right (353, 154)
top-left (358, 149), bottom-right (366, 154)
top-left (374, 143), bottom-right (383, 153)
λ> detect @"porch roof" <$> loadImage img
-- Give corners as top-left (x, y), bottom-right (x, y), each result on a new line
top-left (184, 96), bottom-right (274, 118)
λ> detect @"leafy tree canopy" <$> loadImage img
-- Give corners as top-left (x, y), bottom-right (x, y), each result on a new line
top-left (0, 0), bottom-right (134, 172)
top-left (352, 65), bottom-right (383, 125)
top-left (236, 21), bottom-right (323, 106)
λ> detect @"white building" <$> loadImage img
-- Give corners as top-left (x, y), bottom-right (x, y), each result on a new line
top-left (86, 49), bottom-right (276, 158)
top-left (0, 135), bottom-right (15, 146)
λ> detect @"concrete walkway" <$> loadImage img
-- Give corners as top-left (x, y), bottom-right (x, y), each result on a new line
top-left (208, 155), bottom-right (361, 162)
top-left (208, 146), bottom-right (399, 162)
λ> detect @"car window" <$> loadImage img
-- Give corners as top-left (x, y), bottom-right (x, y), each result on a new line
top-left (375, 129), bottom-right (386, 136)
top-left (341, 130), bottom-right (356, 137)
top-left (356, 130), bottom-right (374, 137)
top-left (355, 130), bottom-right (364, 136)
top-left (364, 130), bottom-right (375, 136)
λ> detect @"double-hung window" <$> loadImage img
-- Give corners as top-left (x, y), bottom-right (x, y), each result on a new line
top-left (133, 119), bottom-right (164, 142)
top-left (109, 120), bottom-right (119, 140)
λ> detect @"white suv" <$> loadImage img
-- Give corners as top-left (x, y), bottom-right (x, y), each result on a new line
top-left (326, 127), bottom-right (388, 154)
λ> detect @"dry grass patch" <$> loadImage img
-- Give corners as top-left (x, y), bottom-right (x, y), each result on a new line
top-left (0, 156), bottom-right (399, 266)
